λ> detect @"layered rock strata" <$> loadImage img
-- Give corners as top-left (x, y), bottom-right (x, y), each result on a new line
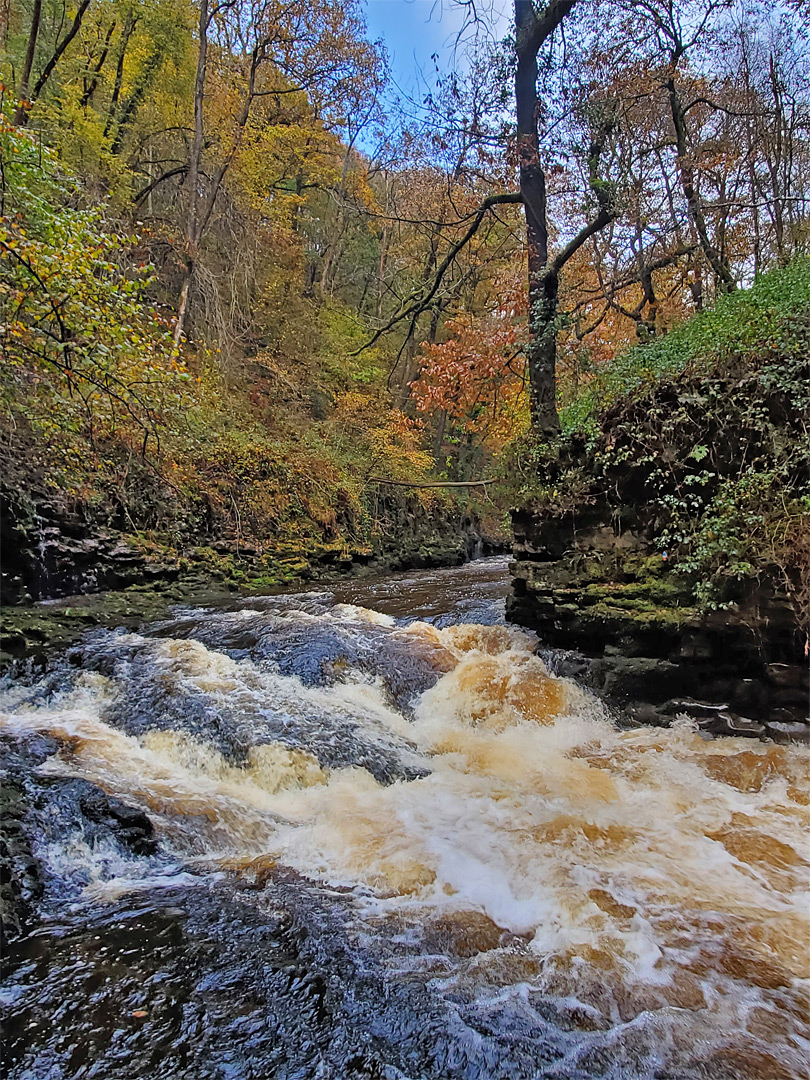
top-left (508, 505), bottom-right (808, 741)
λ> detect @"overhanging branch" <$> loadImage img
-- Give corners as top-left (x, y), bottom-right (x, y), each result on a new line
top-left (134, 166), bottom-right (188, 207)
top-left (520, 0), bottom-right (578, 56)
top-left (550, 118), bottom-right (619, 276)
top-left (368, 477), bottom-right (495, 488)
top-left (351, 191), bottom-right (523, 355)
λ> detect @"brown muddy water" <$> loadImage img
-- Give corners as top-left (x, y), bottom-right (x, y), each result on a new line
top-left (1, 557), bottom-right (808, 1079)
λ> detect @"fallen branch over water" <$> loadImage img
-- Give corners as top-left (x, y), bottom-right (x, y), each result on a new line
top-left (368, 477), bottom-right (495, 488)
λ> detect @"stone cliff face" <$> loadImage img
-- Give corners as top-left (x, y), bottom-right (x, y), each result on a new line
top-left (0, 485), bottom-right (502, 608)
top-left (505, 301), bottom-right (809, 741)
top-left (508, 502), bottom-right (808, 741)
top-left (0, 484), bottom-right (506, 666)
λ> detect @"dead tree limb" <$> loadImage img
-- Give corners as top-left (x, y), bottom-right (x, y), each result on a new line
top-left (368, 477), bottom-right (495, 488)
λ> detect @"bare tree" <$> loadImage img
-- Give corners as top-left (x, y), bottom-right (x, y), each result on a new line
top-left (14, 0), bottom-right (42, 124)
top-left (171, 0), bottom-right (385, 348)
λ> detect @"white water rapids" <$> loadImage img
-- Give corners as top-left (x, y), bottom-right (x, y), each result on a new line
top-left (1, 561), bottom-right (808, 1079)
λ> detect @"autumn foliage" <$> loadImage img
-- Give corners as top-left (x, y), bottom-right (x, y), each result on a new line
top-left (411, 274), bottom-right (529, 454)
top-left (0, 0), bottom-right (808, 541)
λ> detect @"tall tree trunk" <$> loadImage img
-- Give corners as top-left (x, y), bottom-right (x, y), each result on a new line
top-left (376, 174), bottom-right (390, 319)
top-left (527, 271), bottom-right (560, 431)
top-left (767, 54), bottom-right (787, 265)
top-left (635, 217), bottom-right (658, 339)
top-left (81, 20), bottom-right (116, 108)
top-left (1, 0), bottom-right (11, 50)
top-left (173, 0), bottom-right (209, 349)
top-left (749, 160), bottom-right (761, 276)
top-left (394, 326), bottom-right (418, 410)
top-left (110, 48), bottom-right (161, 154)
top-left (103, 9), bottom-right (137, 138)
top-left (24, 0), bottom-right (92, 118)
top-left (376, 224), bottom-right (388, 319)
top-left (393, 236), bottom-right (442, 408)
top-left (515, 0), bottom-right (573, 435)
top-left (15, 0), bottom-right (42, 124)
top-left (320, 147), bottom-right (353, 299)
top-left (433, 408), bottom-right (448, 463)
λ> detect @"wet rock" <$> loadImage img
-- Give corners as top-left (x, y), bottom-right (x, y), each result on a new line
top-left (703, 677), bottom-right (736, 701)
top-left (624, 702), bottom-right (670, 727)
top-left (766, 663), bottom-right (805, 689)
top-left (730, 678), bottom-right (770, 715)
top-left (764, 720), bottom-right (810, 744)
top-left (697, 713), bottom-right (766, 738)
top-left (1, 731), bottom-right (161, 940)
top-left (0, 734), bottom-right (64, 945)
top-left (79, 790), bottom-right (157, 856)
top-left (508, 402), bottom-right (808, 738)
top-left (772, 686), bottom-right (810, 709)
top-left (660, 698), bottom-right (729, 720)
top-left (422, 911), bottom-right (507, 958)
top-left (538, 648), bottom-right (592, 683)
top-left (589, 656), bottom-right (682, 703)
top-left (0, 629), bottom-right (28, 657)
top-left (768, 707), bottom-right (809, 725)
top-left (509, 516), bottom-right (807, 732)
top-left (657, 699), bottom-right (767, 737)
top-left (0, 773), bottom-right (43, 947)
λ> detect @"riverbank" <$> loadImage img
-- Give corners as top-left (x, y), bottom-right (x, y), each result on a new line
top-left (509, 512), bottom-right (808, 743)
top-left (0, 529), bottom-right (507, 669)
top-left (1, 471), bottom-right (510, 668)
top-left (505, 264), bottom-right (810, 742)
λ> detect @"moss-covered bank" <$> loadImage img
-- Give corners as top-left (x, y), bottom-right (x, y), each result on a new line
top-left (507, 262), bottom-right (810, 740)
top-left (0, 468), bottom-right (510, 668)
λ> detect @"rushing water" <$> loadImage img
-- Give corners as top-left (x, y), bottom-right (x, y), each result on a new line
top-left (1, 557), bottom-right (808, 1080)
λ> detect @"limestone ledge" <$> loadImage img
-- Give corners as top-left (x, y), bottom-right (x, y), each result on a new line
top-left (508, 548), bottom-right (809, 742)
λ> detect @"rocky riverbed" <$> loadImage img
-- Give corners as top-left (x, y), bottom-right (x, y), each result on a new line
top-left (2, 558), bottom-right (808, 1079)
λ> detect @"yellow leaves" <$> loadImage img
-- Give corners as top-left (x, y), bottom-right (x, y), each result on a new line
top-left (331, 391), bottom-right (432, 482)
top-left (236, 112), bottom-right (347, 223)
top-left (3, 167), bottom-right (189, 450)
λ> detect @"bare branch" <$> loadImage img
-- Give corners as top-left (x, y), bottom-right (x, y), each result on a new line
top-left (352, 192), bottom-right (523, 355)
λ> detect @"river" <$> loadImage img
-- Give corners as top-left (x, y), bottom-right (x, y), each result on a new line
top-left (1, 557), bottom-right (807, 1079)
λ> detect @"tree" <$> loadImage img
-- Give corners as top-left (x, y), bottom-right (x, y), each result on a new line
top-left (630, 0), bottom-right (737, 295)
top-left (170, 0), bottom-right (384, 348)
top-left (25, 0), bottom-right (93, 117)
top-left (356, 1), bottom-right (620, 436)
top-left (411, 268), bottom-right (528, 466)
top-left (513, 0), bottom-right (618, 433)
top-left (556, 0), bottom-right (809, 360)
top-left (14, 0), bottom-right (42, 123)
top-left (0, 123), bottom-right (188, 458)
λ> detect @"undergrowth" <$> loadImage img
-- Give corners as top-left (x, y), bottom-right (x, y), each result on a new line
top-left (560, 258), bottom-right (810, 436)
top-left (0, 121), bottom-right (457, 554)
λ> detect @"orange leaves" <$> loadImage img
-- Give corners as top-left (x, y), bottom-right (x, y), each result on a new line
top-left (411, 273), bottom-right (530, 453)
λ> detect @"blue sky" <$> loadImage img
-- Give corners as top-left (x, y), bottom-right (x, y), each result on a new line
top-left (363, 1), bottom-right (510, 96)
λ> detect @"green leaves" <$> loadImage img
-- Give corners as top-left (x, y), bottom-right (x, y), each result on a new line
top-left (0, 120), bottom-right (190, 477)
top-left (560, 258), bottom-right (810, 432)
top-left (526, 258), bottom-right (810, 620)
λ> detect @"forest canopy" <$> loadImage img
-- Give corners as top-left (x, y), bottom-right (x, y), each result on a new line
top-left (1, 0), bottom-right (808, 549)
